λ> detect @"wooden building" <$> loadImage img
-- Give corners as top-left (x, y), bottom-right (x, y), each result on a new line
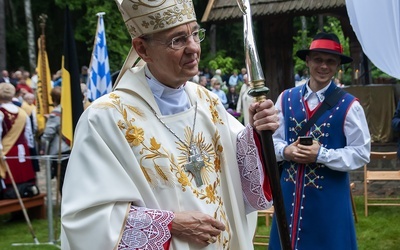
top-left (201, 0), bottom-right (365, 102)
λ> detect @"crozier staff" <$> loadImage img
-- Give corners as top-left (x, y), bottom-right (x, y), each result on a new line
top-left (237, 0), bottom-right (291, 248)
top-left (60, 1), bottom-right (279, 250)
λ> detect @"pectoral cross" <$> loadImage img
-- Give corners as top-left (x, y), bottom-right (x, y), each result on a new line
top-left (185, 145), bottom-right (205, 187)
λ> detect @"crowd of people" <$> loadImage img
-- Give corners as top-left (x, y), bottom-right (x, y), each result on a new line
top-left (191, 67), bottom-right (251, 123)
top-left (0, 66), bottom-right (90, 203)
top-left (0, 70), bottom-right (40, 201)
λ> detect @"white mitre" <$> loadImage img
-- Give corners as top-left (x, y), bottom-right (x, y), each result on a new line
top-left (114, 0), bottom-right (197, 86)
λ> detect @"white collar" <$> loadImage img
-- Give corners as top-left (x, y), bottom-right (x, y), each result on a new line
top-left (303, 81), bottom-right (331, 103)
top-left (145, 66), bottom-right (186, 98)
top-left (144, 66), bottom-right (190, 115)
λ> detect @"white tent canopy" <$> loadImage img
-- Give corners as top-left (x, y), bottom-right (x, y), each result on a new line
top-left (346, 0), bottom-right (400, 79)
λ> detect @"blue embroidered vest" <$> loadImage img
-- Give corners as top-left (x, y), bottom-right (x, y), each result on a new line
top-left (281, 83), bottom-right (354, 149)
top-left (269, 82), bottom-right (358, 250)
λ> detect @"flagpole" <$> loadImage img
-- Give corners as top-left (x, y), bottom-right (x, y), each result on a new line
top-left (96, 12), bottom-right (105, 18)
top-left (54, 106), bottom-right (63, 240)
top-left (38, 14), bottom-right (49, 114)
top-left (38, 15), bottom-right (55, 242)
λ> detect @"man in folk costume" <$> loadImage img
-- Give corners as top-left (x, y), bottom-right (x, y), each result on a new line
top-left (271, 32), bottom-right (371, 249)
top-left (0, 83), bottom-right (36, 196)
top-left (61, 1), bottom-right (279, 250)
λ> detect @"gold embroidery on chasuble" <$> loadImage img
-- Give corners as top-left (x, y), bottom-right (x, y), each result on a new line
top-left (94, 91), bottom-right (231, 246)
top-left (198, 87), bottom-right (225, 125)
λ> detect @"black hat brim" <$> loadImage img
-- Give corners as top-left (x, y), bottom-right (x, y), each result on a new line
top-left (296, 49), bottom-right (353, 64)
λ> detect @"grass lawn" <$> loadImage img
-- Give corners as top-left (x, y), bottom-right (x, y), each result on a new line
top-left (0, 196), bottom-right (399, 249)
top-left (0, 215), bottom-right (60, 250)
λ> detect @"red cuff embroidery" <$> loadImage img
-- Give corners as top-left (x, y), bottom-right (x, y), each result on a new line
top-left (237, 124), bottom-right (273, 211)
top-left (118, 206), bottom-right (175, 250)
top-left (163, 222), bottom-right (173, 250)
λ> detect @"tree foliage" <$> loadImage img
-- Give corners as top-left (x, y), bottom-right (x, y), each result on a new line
top-left (2, 0), bottom-right (210, 74)
top-left (54, 0), bottom-right (131, 73)
top-left (2, 0), bottom-right (261, 77)
top-left (206, 50), bottom-right (240, 76)
top-left (3, 1), bottom-right (390, 84)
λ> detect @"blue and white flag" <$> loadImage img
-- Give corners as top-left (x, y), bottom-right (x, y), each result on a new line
top-left (87, 12), bottom-right (112, 100)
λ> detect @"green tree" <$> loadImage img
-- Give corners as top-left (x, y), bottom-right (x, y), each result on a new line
top-left (55, 0), bottom-right (130, 73)
top-left (24, 0), bottom-right (36, 72)
top-left (205, 50), bottom-right (240, 77)
top-left (3, 0), bottom-right (242, 75)
top-left (4, 0), bottom-right (130, 73)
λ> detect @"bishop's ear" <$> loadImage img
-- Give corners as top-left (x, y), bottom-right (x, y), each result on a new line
top-left (132, 38), bottom-right (152, 62)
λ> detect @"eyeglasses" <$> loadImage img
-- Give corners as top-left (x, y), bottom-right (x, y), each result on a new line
top-left (147, 28), bottom-right (206, 50)
top-left (169, 28), bottom-right (206, 49)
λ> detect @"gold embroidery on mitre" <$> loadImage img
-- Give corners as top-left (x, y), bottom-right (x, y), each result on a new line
top-left (115, 0), bottom-right (197, 38)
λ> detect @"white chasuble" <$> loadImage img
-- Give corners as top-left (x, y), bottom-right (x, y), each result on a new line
top-left (61, 66), bottom-right (272, 250)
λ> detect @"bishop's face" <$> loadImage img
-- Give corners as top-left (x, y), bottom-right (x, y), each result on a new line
top-left (306, 51), bottom-right (340, 91)
top-left (136, 21), bottom-right (201, 89)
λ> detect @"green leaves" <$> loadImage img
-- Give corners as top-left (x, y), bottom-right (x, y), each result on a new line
top-left (207, 50), bottom-right (239, 76)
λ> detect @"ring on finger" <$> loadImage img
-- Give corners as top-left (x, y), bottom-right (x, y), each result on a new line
top-left (207, 236), bottom-right (217, 244)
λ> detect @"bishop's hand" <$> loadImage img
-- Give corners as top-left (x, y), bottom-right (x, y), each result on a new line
top-left (171, 211), bottom-right (226, 246)
top-left (249, 99), bottom-right (279, 133)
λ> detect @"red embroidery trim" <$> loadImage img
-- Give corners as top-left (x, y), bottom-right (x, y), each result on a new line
top-left (163, 223), bottom-right (173, 250)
